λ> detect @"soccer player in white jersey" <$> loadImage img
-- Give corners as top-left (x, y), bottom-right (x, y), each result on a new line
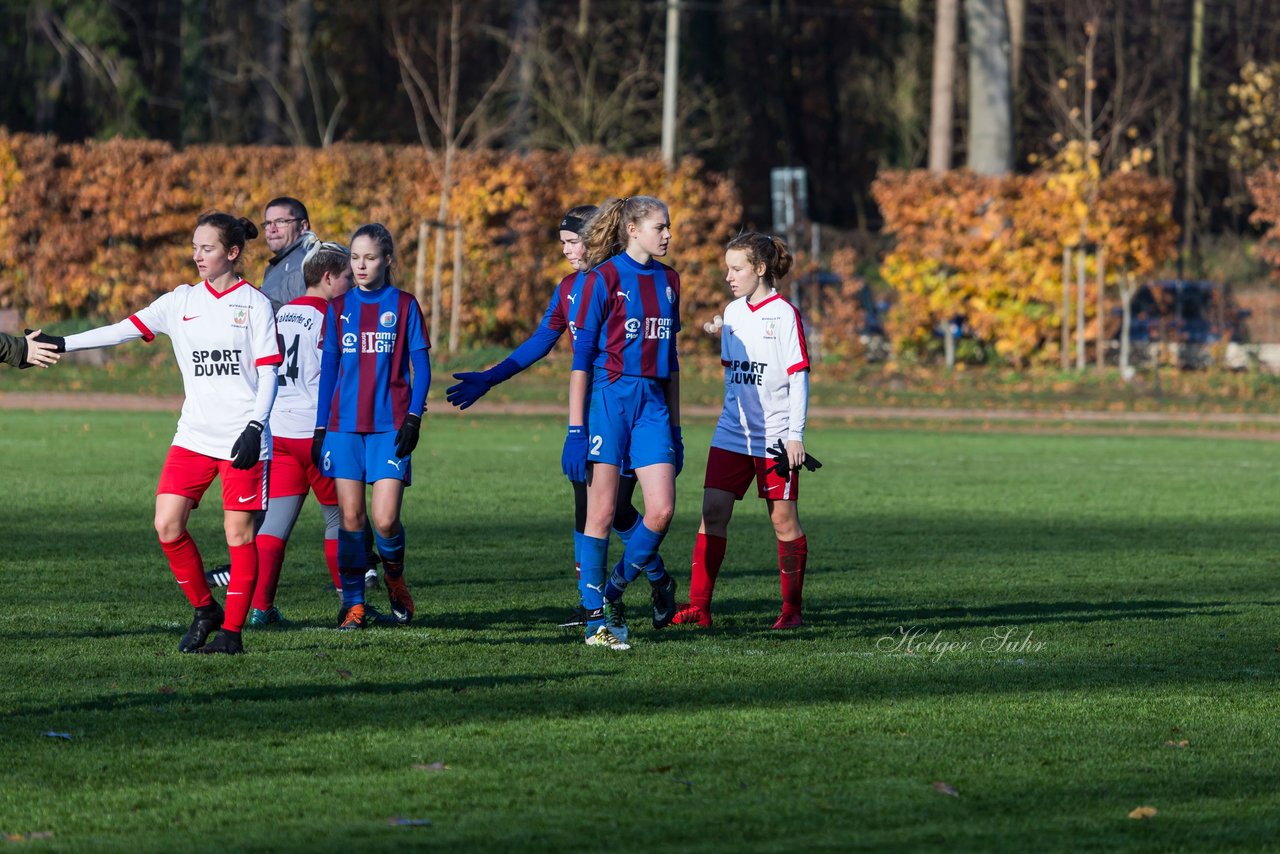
top-left (670, 232), bottom-right (811, 630)
top-left (31, 213), bottom-right (282, 654)
top-left (245, 237), bottom-right (353, 626)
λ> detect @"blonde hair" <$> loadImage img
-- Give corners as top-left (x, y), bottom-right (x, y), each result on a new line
top-left (582, 196), bottom-right (668, 268)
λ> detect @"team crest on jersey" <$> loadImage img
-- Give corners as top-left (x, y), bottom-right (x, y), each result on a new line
top-left (232, 307), bottom-right (248, 326)
top-left (666, 286), bottom-right (674, 302)
top-left (380, 311), bottom-right (397, 328)
top-left (763, 320), bottom-right (777, 339)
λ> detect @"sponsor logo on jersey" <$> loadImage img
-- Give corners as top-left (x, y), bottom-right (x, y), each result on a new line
top-left (191, 349), bottom-right (244, 376)
top-left (616, 290), bottom-right (631, 302)
top-left (380, 311), bottom-right (397, 328)
top-left (624, 317), bottom-right (642, 340)
top-left (726, 358), bottom-right (767, 386)
top-left (360, 330), bottom-right (396, 353)
top-left (763, 320), bottom-right (777, 339)
top-left (340, 313), bottom-right (352, 323)
top-left (567, 293), bottom-right (576, 304)
top-left (182, 314), bottom-right (200, 322)
top-left (644, 317), bottom-right (672, 340)
top-left (341, 332), bottom-right (358, 351)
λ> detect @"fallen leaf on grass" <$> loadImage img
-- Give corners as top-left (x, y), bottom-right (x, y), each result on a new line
top-left (41, 732), bottom-right (71, 741)
top-left (1164, 740), bottom-right (1189, 748)
top-left (5, 832), bottom-right (54, 842)
top-left (411, 762), bottom-right (449, 772)
top-left (1128, 806), bottom-right (1158, 820)
top-left (336, 669), bottom-right (352, 681)
top-left (645, 765), bottom-right (673, 773)
top-left (932, 781), bottom-right (959, 797)
top-left (158, 686), bottom-right (175, 695)
top-left (386, 817), bottom-right (432, 827)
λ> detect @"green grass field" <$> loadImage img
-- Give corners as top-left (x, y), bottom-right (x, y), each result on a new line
top-left (1, 410), bottom-right (1278, 851)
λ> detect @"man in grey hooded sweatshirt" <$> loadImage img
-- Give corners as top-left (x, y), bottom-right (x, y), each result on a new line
top-left (260, 196), bottom-right (312, 312)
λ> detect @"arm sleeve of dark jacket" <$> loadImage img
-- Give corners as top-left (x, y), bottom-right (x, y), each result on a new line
top-left (1, 332), bottom-right (26, 367)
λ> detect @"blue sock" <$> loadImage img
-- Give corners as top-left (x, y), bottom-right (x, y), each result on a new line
top-left (579, 535), bottom-right (608, 633)
top-left (604, 558), bottom-right (628, 602)
top-left (621, 523), bottom-right (666, 585)
top-left (645, 554), bottom-right (670, 585)
top-left (613, 514), bottom-right (642, 546)
top-left (375, 525), bottom-right (406, 576)
top-left (337, 528), bottom-right (367, 608)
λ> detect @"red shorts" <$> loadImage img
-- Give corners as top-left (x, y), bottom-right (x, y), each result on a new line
top-left (156, 445), bottom-right (269, 511)
top-left (703, 445), bottom-right (799, 501)
top-left (269, 435), bottom-right (337, 504)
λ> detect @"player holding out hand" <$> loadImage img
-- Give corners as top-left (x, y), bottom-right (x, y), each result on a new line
top-left (671, 233), bottom-right (812, 630)
top-left (314, 223), bottom-right (430, 630)
top-left (30, 213), bottom-right (281, 654)
top-left (2, 329), bottom-right (61, 368)
top-left (445, 205), bottom-right (672, 629)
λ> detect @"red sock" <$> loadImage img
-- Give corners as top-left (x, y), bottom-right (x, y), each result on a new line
top-left (160, 531), bottom-right (211, 608)
top-left (778, 535), bottom-right (808, 614)
top-left (689, 533), bottom-right (727, 611)
top-left (252, 535), bottom-right (286, 611)
top-left (223, 542), bottom-right (258, 632)
top-left (324, 537), bottom-right (340, 589)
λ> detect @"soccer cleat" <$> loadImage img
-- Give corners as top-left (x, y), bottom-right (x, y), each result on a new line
top-left (671, 603), bottom-right (712, 628)
top-left (602, 600), bottom-right (629, 645)
top-left (197, 630), bottom-right (244, 655)
top-left (364, 568), bottom-right (380, 592)
top-left (650, 575), bottom-right (678, 628)
top-left (585, 624), bottom-right (631, 651)
top-left (337, 603), bottom-right (368, 631)
top-left (247, 606), bottom-right (288, 628)
top-left (558, 604), bottom-right (590, 628)
top-left (204, 565), bottom-right (232, 588)
top-left (179, 603), bottom-right (225, 652)
top-left (771, 610), bottom-right (804, 630)
top-left (383, 574), bottom-right (415, 625)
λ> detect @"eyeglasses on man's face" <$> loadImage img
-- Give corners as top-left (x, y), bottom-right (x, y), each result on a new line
top-left (262, 217), bottom-right (301, 231)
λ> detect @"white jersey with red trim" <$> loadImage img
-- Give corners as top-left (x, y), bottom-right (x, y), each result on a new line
top-left (710, 289), bottom-right (810, 457)
top-left (129, 280), bottom-right (282, 459)
top-left (270, 294), bottom-right (328, 439)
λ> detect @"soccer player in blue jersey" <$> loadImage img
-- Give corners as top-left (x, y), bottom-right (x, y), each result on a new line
top-left (313, 223), bottom-right (430, 630)
top-left (566, 196), bottom-right (682, 650)
top-left (445, 205), bottom-right (675, 629)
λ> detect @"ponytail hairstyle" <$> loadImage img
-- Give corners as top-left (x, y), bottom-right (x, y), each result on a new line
top-left (350, 222), bottom-right (396, 286)
top-left (559, 204), bottom-right (598, 236)
top-left (302, 233), bottom-right (351, 288)
top-left (582, 195), bottom-right (668, 268)
top-left (725, 231), bottom-right (793, 285)
top-left (195, 211), bottom-right (259, 264)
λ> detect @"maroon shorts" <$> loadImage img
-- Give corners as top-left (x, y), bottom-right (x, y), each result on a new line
top-left (703, 445), bottom-right (799, 501)
top-left (269, 435), bottom-right (337, 504)
top-left (156, 445), bottom-right (268, 511)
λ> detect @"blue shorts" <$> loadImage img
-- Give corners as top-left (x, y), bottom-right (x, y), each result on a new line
top-left (321, 431), bottom-right (412, 485)
top-left (587, 373), bottom-right (676, 470)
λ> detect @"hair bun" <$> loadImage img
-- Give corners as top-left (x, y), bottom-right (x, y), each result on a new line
top-left (239, 217), bottom-right (259, 240)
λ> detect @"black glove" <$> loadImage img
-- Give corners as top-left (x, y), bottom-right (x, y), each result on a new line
top-left (395, 413), bottom-right (422, 458)
top-left (230, 420), bottom-right (264, 470)
top-left (311, 427), bottom-right (327, 469)
top-left (24, 328), bottom-right (66, 352)
top-left (766, 439), bottom-right (823, 478)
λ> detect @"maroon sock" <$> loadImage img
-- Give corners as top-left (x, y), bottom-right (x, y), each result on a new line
top-left (223, 542), bottom-right (259, 632)
top-left (160, 531), bottom-right (212, 608)
top-left (690, 533), bottom-right (727, 611)
top-left (778, 535), bottom-right (808, 613)
top-left (251, 535), bottom-right (286, 611)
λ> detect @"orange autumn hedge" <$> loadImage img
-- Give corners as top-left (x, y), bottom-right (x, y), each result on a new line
top-left (0, 133), bottom-right (741, 349)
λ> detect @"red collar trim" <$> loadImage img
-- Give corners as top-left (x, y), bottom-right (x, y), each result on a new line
top-left (205, 278), bottom-right (249, 299)
top-left (747, 291), bottom-right (781, 313)
top-left (290, 295), bottom-right (331, 312)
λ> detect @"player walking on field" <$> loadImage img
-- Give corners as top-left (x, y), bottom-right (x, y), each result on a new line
top-left (672, 233), bottom-right (812, 630)
top-left (445, 205), bottom-right (674, 629)
top-left (246, 237), bottom-right (353, 626)
top-left (566, 196), bottom-right (682, 650)
top-left (31, 213), bottom-right (282, 654)
top-left (313, 223), bottom-right (429, 630)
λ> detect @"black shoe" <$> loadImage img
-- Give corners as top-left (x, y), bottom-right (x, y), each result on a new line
top-left (204, 565), bottom-right (231, 588)
top-left (179, 603), bottom-right (224, 653)
top-left (197, 630), bottom-right (244, 655)
top-left (558, 604), bottom-right (590, 628)
top-left (651, 573), bottom-right (677, 628)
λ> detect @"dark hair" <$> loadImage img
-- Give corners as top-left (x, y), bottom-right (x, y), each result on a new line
top-left (582, 196), bottom-right (668, 268)
top-left (303, 237), bottom-right (350, 288)
top-left (195, 211), bottom-right (259, 260)
top-left (725, 232), bottom-right (793, 283)
top-left (350, 223), bottom-right (396, 285)
top-left (264, 196), bottom-right (309, 223)
top-left (559, 204), bottom-right (598, 236)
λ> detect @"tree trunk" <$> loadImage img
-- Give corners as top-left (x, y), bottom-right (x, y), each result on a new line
top-left (964, 0), bottom-right (1013, 175)
top-left (1095, 247), bottom-right (1106, 369)
top-left (1120, 272), bottom-right (1134, 377)
top-left (261, 0), bottom-right (285, 143)
top-left (1180, 0), bottom-right (1204, 273)
top-left (928, 0), bottom-right (959, 172)
top-left (507, 0), bottom-right (537, 150)
top-left (1006, 0), bottom-right (1024, 88)
top-left (414, 221), bottom-right (430, 310)
top-left (1075, 248), bottom-right (1086, 370)
top-left (449, 221), bottom-right (464, 353)
top-left (1061, 247), bottom-right (1071, 370)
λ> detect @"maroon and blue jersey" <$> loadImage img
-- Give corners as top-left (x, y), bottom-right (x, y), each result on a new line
top-left (571, 252), bottom-right (680, 381)
top-left (318, 285), bottom-right (430, 433)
